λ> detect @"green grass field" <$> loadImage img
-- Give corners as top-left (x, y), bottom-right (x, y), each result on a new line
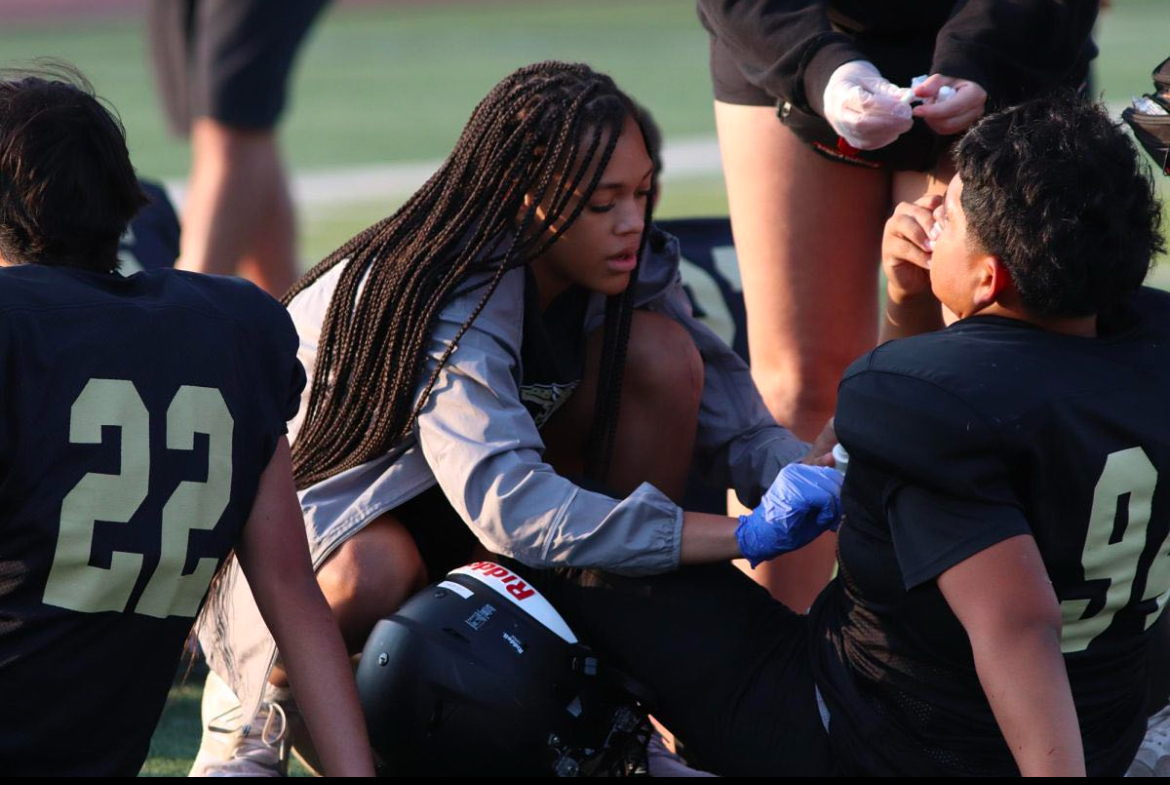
top-left (1, 0), bottom-right (1166, 277)
top-left (2, 0), bottom-right (1168, 775)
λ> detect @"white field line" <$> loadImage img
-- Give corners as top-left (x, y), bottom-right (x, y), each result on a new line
top-left (162, 100), bottom-right (1136, 212)
top-left (162, 134), bottom-right (724, 212)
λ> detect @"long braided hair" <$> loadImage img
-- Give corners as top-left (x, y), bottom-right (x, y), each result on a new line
top-left (285, 62), bottom-right (653, 490)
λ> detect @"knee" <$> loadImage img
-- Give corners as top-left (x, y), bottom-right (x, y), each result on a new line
top-left (623, 311), bottom-right (704, 412)
top-left (316, 517), bottom-right (427, 625)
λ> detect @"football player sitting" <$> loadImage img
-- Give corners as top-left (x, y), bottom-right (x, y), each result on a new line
top-left (0, 65), bottom-right (372, 776)
top-left (517, 93), bottom-right (1170, 776)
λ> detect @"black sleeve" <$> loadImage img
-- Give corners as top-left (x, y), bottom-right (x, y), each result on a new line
top-left (888, 484), bottom-right (1031, 589)
top-left (931, 0), bottom-right (1099, 105)
top-left (836, 360), bottom-right (1033, 588)
top-left (282, 356), bottom-right (307, 429)
top-left (836, 362), bottom-right (1021, 503)
top-left (249, 290), bottom-right (306, 437)
top-left (275, 311), bottom-right (306, 432)
top-left (697, 0), bottom-right (866, 115)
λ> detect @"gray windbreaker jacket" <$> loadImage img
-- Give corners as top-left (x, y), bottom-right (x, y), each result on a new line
top-left (198, 229), bottom-right (808, 722)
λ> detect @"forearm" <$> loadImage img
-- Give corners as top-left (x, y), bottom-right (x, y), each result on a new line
top-left (262, 574), bottom-right (375, 777)
top-left (235, 439), bottom-right (374, 776)
top-left (683, 463), bottom-right (842, 566)
top-left (680, 511), bottom-right (742, 564)
top-left (880, 289), bottom-right (944, 342)
top-left (972, 622), bottom-right (1085, 776)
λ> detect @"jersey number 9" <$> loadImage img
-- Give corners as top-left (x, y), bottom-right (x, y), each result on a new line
top-left (1061, 446), bottom-right (1170, 653)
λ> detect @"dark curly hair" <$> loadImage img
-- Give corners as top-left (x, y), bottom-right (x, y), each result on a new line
top-left (0, 63), bottom-right (145, 272)
top-left (956, 94), bottom-right (1164, 318)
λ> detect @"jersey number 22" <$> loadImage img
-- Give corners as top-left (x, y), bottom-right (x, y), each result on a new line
top-left (42, 378), bottom-right (234, 620)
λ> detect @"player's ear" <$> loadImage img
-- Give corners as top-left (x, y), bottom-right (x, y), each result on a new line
top-left (972, 253), bottom-right (1010, 310)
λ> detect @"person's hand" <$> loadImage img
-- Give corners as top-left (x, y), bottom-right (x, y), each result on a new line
top-left (736, 464), bottom-right (843, 567)
top-left (822, 60), bottom-right (914, 150)
top-left (803, 418), bottom-right (838, 467)
top-left (912, 75), bottom-right (987, 136)
top-left (882, 195), bottom-right (942, 303)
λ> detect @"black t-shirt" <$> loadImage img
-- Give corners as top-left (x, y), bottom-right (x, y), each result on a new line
top-left (0, 266), bottom-right (305, 775)
top-left (810, 288), bottom-right (1170, 776)
top-left (518, 267), bottom-right (590, 429)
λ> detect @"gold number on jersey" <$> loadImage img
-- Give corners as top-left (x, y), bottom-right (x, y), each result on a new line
top-left (135, 386), bottom-right (234, 619)
top-left (1060, 447), bottom-right (1168, 653)
top-left (43, 380), bottom-right (150, 614)
top-left (42, 380), bottom-right (235, 619)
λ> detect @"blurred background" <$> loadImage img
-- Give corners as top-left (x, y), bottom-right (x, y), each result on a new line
top-left (2, 0), bottom-right (1166, 774)
top-left (1, 0), bottom-right (1166, 284)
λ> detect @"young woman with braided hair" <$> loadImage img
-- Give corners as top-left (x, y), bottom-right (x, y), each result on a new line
top-left (190, 61), bottom-right (840, 775)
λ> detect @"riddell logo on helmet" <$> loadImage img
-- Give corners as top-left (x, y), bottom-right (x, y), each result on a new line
top-left (466, 562), bottom-right (536, 601)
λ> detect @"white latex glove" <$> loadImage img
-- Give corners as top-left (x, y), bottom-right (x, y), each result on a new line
top-left (911, 74), bottom-right (988, 136)
top-left (822, 60), bottom-right (914, 150)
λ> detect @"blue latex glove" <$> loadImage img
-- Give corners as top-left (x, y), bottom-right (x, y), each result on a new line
top-left (736, 464), bottom-right (844, 567)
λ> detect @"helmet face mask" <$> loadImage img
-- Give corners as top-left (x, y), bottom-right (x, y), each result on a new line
top-left (356, 562), bottom-right (650, 776)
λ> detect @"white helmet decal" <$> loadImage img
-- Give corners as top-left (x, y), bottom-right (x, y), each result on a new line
top-left (450, 562), bottom-right (578, 644)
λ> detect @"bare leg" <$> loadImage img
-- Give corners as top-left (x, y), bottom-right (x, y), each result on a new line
top-left (542, 310), bottom-right (704, 502)
top-left (238, 161), bottom-right (298, 297)
top-left (268, 514), bottom-right (427, 686)
top-left (715, 101), bottom-right (891, 610)
top-left (177, 118), bottom-right (298, 297)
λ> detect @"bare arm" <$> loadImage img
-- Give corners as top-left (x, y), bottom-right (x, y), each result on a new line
top-left (937, 534), bottom-right (1085, 777)
top-left (681, 512), bottom-right (742, 564)
top-left (882, 294), bottom-right (945, 343)
top-left (235, 437), bottom-right (375, 777)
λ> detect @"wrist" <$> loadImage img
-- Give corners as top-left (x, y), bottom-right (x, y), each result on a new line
top-left (881, 290), bottom-right (944, 342)
top-left (805, 44), bottom-right (869, 115)
top-left (886, 282), bottom-right (933, 307)
top-left (735, 510), bottom-right (768, 568)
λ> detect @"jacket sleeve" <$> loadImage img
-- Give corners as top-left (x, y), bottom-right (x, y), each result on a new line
top-left (643, 268), bottom-right (810, 508)
top-left (697, 0), bottom-right (866, 116)
top-left (413, 270), bottom-right (684, 576)
top-left (931, 0), bottom-right (1098, 105)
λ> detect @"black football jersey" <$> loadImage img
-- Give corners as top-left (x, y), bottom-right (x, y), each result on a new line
top-left (809, 287), bottom-right (1170, 776)
top-left (0, 265), bottom-right (304, 775)
top-left (117, 180), bottom-right (181, 275)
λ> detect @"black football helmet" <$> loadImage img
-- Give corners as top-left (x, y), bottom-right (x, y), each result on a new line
top-left (356, 561), bottom-right (650, 776)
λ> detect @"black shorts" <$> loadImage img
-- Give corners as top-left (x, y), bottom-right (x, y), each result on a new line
top-left (148, 0), bottom-right (329, 134)
top-left (512, 561), bottom-right (833, 776)
top-left (707, 32), bottom-right (948, 172)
